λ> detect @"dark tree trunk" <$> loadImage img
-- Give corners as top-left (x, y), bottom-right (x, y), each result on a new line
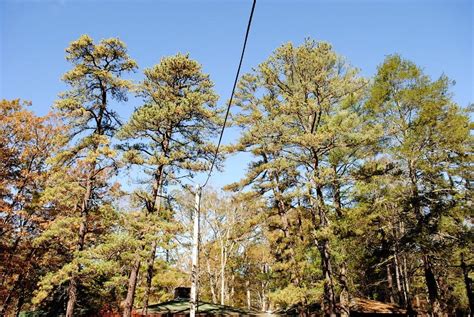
top-left (14, 291), bottom-right (25, 317)
top-left (461, 253), bottom-right (473, 315)
top-left (423, 255), bottom-right (441, 315)
top-left (141, 163), bottom-right (165, 315)
top-left (123, 259), bottom-right (141, 317)
top-left (318, 239), bottom-right (337, 316)
top-left (66, 276), bottom-right (78, 317)
top-left (142, 240), bottom-right (157, 315)
top-left (315, 182), bottom-right (336, 316)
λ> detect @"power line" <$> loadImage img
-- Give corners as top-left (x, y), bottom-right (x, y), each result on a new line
top-left (201, 0), bottom-right (257, 189)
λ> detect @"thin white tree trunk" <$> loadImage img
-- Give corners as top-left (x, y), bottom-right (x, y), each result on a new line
top-left (246, 280), bottom-right (251, 310)
top-left (220, 244), bottom-right (226, 305)
top-left (261, 264), bottom-right (268, 312)
top-left (394, 253), bottom-right (404, 305)
top-left (190, 186), bottom-right (201, 317)
top-left (230, 273), bottom-right (235, 305)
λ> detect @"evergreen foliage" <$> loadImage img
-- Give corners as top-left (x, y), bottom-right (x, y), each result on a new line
top-left (0, 36), bottom-right (472, 317)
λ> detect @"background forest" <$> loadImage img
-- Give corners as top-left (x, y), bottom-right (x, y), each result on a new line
top-left (0, 34), bottom-right (472, 317)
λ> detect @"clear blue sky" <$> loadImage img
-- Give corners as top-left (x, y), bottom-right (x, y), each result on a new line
top-left (1, 0), bottom-right (472, 189)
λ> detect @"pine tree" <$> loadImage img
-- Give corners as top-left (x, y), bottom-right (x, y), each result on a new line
top-left (230, 39), bottom-right (370, 315)
top-left (46, 35), bottom-right (137, 317)
top-left (365, 55), bottom-right (472, 314)
top-left (118, 53), bottom-right (221, 316)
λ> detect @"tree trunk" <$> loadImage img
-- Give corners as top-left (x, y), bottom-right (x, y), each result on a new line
top-left (230, 273), bottom-right (235, 305)
top-left (66, 276), bottom-right (78, 317)
top-left (387, 263), bottom-right (395, 303)
top-left (316, 181), bottom-right (336, 316)
top-left (14, 292), bottom-right (24, 317)
top-left (394, 252), bottom-right (405, 306)
top-left (65, 202), bottom-right (89, 317)
top-left (123, 258), bottom-right (141, 317)
top-left (141, 165), bottom-right (165, 314)
top-left (142, 240), bottom-right (157, 315)
top-left (246, 280), bottom-right (251, 310)
top-left (402, 254), bottom-right (413, 312)
top-left (261, 264), bottom-right (268, 312)
top-left (423, 255), bottom-right (441, 316)
top-left (339, 261), bottom-right (350, 317)
top-left (220, 244), bottom-right (227, 306)
top-left (461, 253), bottom-right (473, 315)
top-left (190, 186), bottom-right (201, 317)
top-left (318, 239), bottom-right (336, 316)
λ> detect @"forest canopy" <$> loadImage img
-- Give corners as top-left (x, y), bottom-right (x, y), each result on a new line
top-left (0, 35), bottom-right (472, 317)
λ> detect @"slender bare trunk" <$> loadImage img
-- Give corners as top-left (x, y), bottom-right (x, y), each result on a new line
top-left (402, 254), bottom-right (413, 312)
top-left (190, 186), bottom-right (201, 317)
top-left (339, 261), bottom-right (350, 317)
top-left (246, 280), bottom-right (251, 310)
top-left (316, 183), bottom-right (336, 316)
top-left (319, 239), bottom-right (336, 316)
top-left (394, 252), bottom-right (405, 306)
top-left (142, 240), bottom-right (157, 315)
top-left (230, 273), bottom-right (235, 305)
top-left (423, 255), bottom-right (441, 316)
top-left (123, 259), bottom-right (141, 317)
top-left (261, 264), bottom-right (268, 312)
top-left (387, 263), bottom-right (395, 303)
top-left (220, 243), bottom-right (227, 305)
